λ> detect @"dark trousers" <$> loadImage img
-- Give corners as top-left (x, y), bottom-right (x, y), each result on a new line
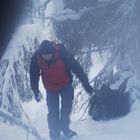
top-left (46, 84), bottom-right (74, 140)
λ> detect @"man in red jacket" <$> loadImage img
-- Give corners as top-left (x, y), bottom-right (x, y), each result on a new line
top-left (30, 40), bottom-right (93, 140)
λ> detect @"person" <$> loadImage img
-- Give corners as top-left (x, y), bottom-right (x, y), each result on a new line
top-left (29, 40), bottom-right (93, 140)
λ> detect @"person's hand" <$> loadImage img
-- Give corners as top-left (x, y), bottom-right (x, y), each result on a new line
top-left (34, 91), bottom-right (43, 102)
top-left (85, 85), bottom-right (94, 95)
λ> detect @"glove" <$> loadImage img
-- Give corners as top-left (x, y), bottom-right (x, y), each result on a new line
top-left (34, 91), bottom-right (43, 102)
top-left (85, 85), bottom-right (94, 95)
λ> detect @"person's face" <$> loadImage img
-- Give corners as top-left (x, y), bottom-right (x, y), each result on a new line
top-left (41, 53), bottom-right (53, 61)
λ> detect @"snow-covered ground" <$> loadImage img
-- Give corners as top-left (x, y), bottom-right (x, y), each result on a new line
top-left (1, 53), bottom-right (140, 140)
top-left (23, 87), bottom-right (140, 140)
top-left (1, 0), bottom-right (140, 140)
top-left (1, 91), bottom-right (140, 140)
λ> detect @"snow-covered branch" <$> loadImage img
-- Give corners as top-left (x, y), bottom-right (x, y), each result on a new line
top-left (0, 109), bottom-right (46, 140)
top-left (34, 0), bottom-right (51, 12)
top-left (79, 46), bottom-right (116, 54)
top-left (35, 0), bottom-right (118, 21)
top-left (73, 46), bottom-right (121, 115)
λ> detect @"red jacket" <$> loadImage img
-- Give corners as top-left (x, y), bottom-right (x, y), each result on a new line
top-left (37, 44), bottom-right (69, 92)
top-left (30, 42), bottom-right (92, 96)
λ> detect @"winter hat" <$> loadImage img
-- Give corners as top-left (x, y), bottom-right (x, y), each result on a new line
top-left (38, 40), bottom-right (55, 54)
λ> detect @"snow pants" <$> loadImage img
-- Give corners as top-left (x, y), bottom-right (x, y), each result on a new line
top-left (46, 84), bottom-right (74, 140)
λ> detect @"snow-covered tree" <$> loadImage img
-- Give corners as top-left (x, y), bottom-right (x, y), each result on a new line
top-left (0, 0), bottom-right (140, 127)
top-left (51, 0), bottom-right (140, 120)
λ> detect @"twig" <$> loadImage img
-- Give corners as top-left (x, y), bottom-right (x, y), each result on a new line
top-left (79, 104), bottom-right (90, 121)
top-left (79, 92), bottom-right (95, 110)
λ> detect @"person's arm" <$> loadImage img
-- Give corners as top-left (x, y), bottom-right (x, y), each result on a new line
top-left (29, 53), bottom-right (40, 98)
top-left (59, 45), bottom-right (93, 93)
